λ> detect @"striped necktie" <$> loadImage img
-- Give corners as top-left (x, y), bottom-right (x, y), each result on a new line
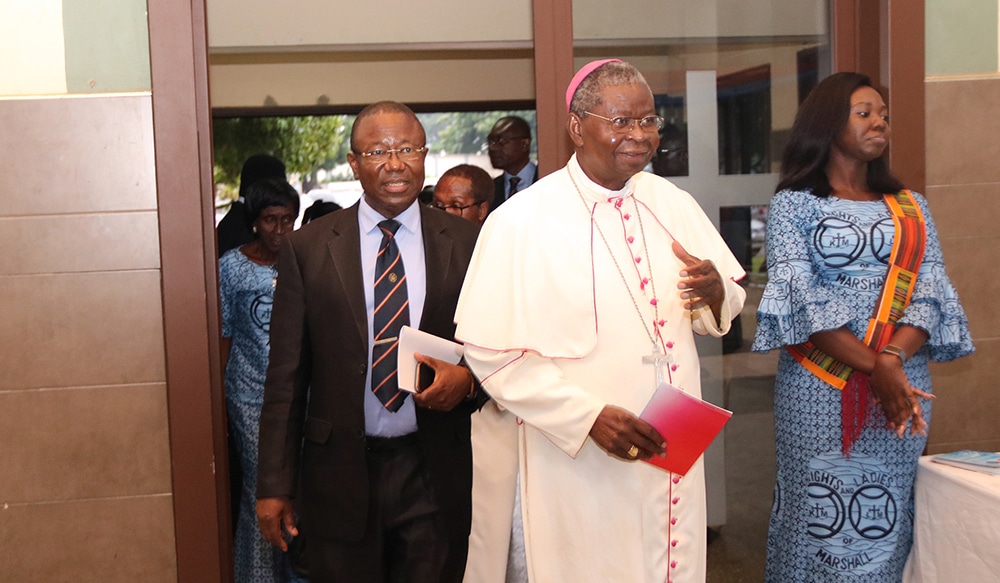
top-left (371, 219), bottom-right (409, 411)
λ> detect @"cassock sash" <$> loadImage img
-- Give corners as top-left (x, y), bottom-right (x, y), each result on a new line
top-left (786, 190), bottom-right (926, 452)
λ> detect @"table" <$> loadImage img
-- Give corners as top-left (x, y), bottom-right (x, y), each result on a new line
top-left (903, 455), bottom-right (1000, 582)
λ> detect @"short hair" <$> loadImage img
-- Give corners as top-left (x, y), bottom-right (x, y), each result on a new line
top-left (238, 154), bottom-right (286, 199)
top-left (350, 101), bottom-right (424, 153)
top-left (244, 178), bottom-right (300, 224)
top-left (491, 116), bottom-right (532, 140)
top-left (302, 200), bottom-right (341, 224)
top-left (776, 72), bottom-right (904, 197)
top-left (569, 61), bottom-right (650, 115)
top-left (439, 164), bottom-right (494, 204)
top-left (418, 184), bottom-right (435, 206)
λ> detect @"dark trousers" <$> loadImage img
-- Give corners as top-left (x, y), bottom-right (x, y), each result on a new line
top-left (306, 434), bottom-right (464, 583)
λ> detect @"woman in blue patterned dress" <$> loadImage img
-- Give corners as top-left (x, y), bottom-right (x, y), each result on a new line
top-left (220, 178), bottom-right (306, 583)
top-left (752, 72), bottom-right (973, 582)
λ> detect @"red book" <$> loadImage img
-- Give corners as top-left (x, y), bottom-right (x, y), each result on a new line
top-left (639, 382), bottom-right (732, 476)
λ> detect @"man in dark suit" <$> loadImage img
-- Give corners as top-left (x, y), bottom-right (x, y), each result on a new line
top-left (217, 153), bottom-right (287, 257)
top-left (486, 116), bottom-right (538, 213)
top-left (256, 102), bottom-right (482, 583)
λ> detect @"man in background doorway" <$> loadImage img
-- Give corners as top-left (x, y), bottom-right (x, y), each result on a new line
top-left (486, 116), bottom-right (537, 212)
top-left (432, 164), bottom-right (493, 225)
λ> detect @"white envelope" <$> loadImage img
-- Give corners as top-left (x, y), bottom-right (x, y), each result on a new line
top-left (397, 325), bottom-right (464, 393)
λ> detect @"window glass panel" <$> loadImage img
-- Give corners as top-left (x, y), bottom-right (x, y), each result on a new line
top-left (571, 1), bottom-right (831, 564)
top-left (212, 109), bottom-right (536, 224)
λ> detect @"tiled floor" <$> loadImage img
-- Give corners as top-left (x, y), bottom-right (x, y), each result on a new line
top-left (706, 289), bottom-right (778, 583)
top-left (706, 372), bottom-right (776, 582)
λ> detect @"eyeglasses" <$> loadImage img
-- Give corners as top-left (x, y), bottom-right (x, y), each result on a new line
top-left (487, 136), bottom-right (529, 147)
top-left (356, 146), bottom-right (428, 164)
top-left (432, 201), bottom-right (482, 212)
top-left (582, 112), bottom-right (665, 134)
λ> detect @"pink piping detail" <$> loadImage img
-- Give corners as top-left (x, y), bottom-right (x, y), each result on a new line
top-left (472, 350), bottom-right (529, 385)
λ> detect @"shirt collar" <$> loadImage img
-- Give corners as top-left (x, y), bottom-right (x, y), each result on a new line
top-left (507, 161), bottom-right (536, 184)
top-left (358, 195), bottom-right (422, 237)
top-left (567, 154), bottom-right (635, 204)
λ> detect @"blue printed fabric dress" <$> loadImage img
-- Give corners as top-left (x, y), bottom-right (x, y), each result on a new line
top-left (220, 248), bottom-right (306, 583)
top-left (751, 189), bottom-right (973, 582)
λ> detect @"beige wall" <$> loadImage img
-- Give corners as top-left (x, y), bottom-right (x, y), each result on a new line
top-left (0, 2), bottom-right (177, 581)
top-left (205, 0), bottom-right (823, 50)
top-left (209, 51), bottom-right (536, 108)
top-left (206, 0), bottom-right (533, 49)
top-left (920, 1), bottom-right (1000, 454)
top-left (573, 0), bottom-right (824, 40)
top-left (923, 75), bottom-right (1000, 454)
top-left (0, 1), bottom-right (67, 95)
top-left (0, 94), bottom-right (178, 581)
top-left (205, 0), bottom-right (824, 109)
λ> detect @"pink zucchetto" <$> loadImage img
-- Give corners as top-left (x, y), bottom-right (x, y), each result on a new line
top-left (565, 58), bottom-right (622, 111)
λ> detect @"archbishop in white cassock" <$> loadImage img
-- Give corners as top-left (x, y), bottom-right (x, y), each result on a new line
top-left (455, 60), bottom-right (747, 583)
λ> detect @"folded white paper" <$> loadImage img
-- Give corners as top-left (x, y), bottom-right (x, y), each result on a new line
top-left (397, 325), bottom-right (464, 393)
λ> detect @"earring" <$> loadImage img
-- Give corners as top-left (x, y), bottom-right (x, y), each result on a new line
top-left (252, 225), bottom-right (258, 234)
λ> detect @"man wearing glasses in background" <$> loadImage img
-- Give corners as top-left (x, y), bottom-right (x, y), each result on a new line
top-left (486, 115), bottom-right (538, 212)
top-left (432, 164), bottom-right (494, 225)
top-left (256, 101), bottom-right (483, 583)
top-left (456, 60), bottom-right (746, 582)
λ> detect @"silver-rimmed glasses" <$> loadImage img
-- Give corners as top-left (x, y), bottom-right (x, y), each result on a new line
top-left (356, 146), bottom-right (428, 164)
top-left (582, 112), bottom-right (665, 134)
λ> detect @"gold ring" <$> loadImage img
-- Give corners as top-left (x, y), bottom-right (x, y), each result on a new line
top-left (627, 445), bottom-right (639, 458)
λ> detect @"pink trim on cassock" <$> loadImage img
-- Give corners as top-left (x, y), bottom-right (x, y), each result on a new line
top-left (588, 200), bottom-right (600, 339)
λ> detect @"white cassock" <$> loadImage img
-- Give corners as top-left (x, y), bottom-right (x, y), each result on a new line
top-left (455, 155), bottom-right (746, 583)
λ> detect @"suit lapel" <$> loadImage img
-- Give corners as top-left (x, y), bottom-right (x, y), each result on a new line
top-left (419, 205), bottom-right (452, 328)
top-left (326, 206), bottom-right (368, 346)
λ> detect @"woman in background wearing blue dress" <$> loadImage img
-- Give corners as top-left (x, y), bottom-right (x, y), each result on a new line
top-left (752, 72), bottom-right (973, 582)
top-left (220, 178), bottom-right (305, 582)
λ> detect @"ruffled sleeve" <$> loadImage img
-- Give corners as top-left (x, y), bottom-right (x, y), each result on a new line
top-left (752, 190), bottom-right (856, 352)
top-left (895, 192), bottom-right (974, 362)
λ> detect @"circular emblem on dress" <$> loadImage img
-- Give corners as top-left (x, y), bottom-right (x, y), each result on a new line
top-left (870, 217), bottom-right (895, 264)
top-left (806, 482), bottom-right (845, 539)
top-left (814, 217), bottom-right (865, 268)
top-left (806, 452), bottom-right (900, 574)
top-left (849, 485), bottom-right (897, 540)
top-left (251, 293), bottom-right (273, 332)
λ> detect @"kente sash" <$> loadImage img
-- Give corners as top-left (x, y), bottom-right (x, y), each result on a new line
top-left (786, 190), bottom-right (926, 387)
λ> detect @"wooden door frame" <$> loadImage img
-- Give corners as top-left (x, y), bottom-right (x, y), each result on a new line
top-left (832, 0), bottom-right (924, 192)
top-left (533, 0), bottom-right (924, 193)
top-left (148, 0), bottom-right (232, 581)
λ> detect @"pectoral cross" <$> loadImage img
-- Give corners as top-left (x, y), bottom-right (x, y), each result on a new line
top-left (642, 343), bottom-right (673, 388)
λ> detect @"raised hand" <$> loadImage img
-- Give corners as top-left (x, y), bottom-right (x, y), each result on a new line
top-left (672, 240), bottom-right (724, 318)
